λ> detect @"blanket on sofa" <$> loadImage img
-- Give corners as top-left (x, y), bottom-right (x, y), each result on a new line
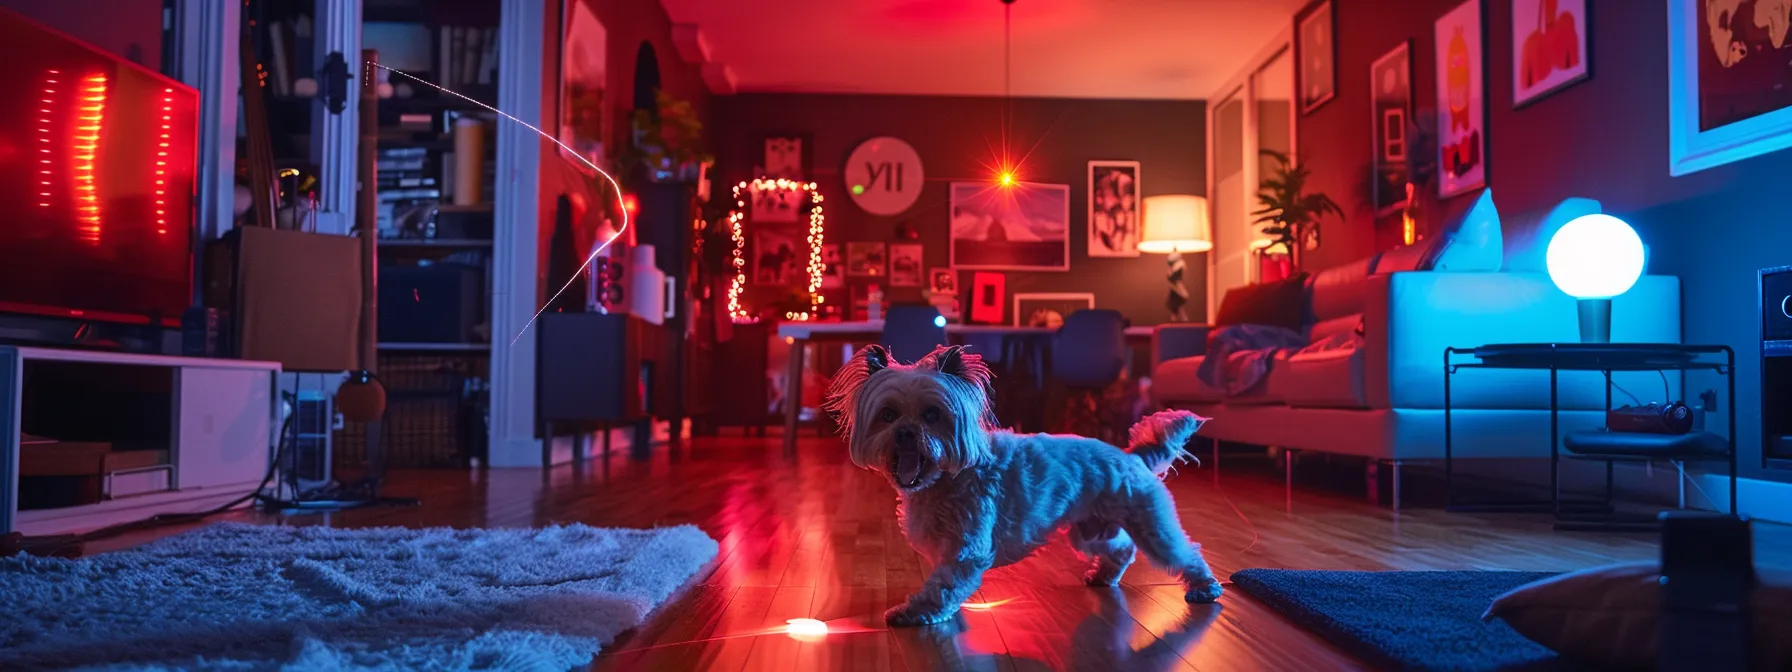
top-left (1197, 324), bottom-right (1361, 397)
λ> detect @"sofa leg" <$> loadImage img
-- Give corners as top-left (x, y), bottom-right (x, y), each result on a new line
top-left (1284, 448), bottom-right (1295, 490)
top-left (1366, 460), bottom-right (1380, 507)
top-left (1391, 460), bottom-right (1404, 512)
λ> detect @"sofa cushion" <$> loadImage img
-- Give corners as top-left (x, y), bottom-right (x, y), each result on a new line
top-left (1153, 355), bottom-right (1281, 405)
top-left (1269, 337), bottom-right (1367, 408)
top-left (1306, 255), bottom-right (1379, 325)
top-left (1215, 273), bottom-right (1308, 330)
top-left (1423, 188), bottom-right (1503, 272)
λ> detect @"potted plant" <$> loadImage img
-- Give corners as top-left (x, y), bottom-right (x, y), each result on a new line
top-left (622, 90), bottom-right (712, 183)
top-left (1253, 150), bottom-right (1343, 270)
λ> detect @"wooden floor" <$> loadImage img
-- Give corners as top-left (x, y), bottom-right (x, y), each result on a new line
top-left (96, 435), bottom-right (1784, 671)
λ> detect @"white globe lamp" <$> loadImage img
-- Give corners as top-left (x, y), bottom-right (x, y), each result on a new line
top-left (1545, 214), bottom-right (1645, 343)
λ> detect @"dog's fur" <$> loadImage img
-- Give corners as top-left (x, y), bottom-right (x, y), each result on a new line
top-left (824, 344), bottom-right (1223, 627)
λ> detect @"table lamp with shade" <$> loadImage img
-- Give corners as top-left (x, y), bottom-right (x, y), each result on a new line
top-left (1139, 195), bottom-right (1213, 322)
top-left (1545, 213), bottom-right (1646, 343)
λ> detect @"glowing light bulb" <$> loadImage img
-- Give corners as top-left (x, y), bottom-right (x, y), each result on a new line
top-left (933, 315), bottom-right (946, 327)
top-left (998, 172), bottom-right (1016, 187)
top-left (851, 184), bottom-right (865, 195)
top-left (785, 618), bottom-right (829, 640)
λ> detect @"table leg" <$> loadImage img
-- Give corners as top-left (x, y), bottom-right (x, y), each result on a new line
top-left (1550, 367), bottom-right (1560, 517)
top-left (783, 338), bottom-right (806, 456)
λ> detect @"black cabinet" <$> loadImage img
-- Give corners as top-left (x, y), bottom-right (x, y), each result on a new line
top-left (1762, 267), bottom-right (1792, 469)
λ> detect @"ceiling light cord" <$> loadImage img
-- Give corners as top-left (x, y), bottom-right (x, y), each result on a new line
top-left (1002, 0), bottom-right (1015, 169)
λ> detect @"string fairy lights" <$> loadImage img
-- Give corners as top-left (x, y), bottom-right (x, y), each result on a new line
top-left (726, 178), bottom-right (825, 323)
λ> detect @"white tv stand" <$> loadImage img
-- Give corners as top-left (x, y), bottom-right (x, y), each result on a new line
top-left (0, 346), bottom-right (280, 536)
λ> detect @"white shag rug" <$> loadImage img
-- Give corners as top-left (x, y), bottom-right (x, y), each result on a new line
top-left (0, 522), bottom-right (719, 671)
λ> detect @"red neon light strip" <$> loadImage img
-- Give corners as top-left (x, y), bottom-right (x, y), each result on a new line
top-left (155, 88), bottom-right (172, 235)
top-left (38, 70), bottom-right (59, 209)
top-left (73, 73), bottom-right (107, 244)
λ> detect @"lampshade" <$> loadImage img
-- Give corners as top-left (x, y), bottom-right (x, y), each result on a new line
top-left (1139, 195), bottom-right (1213, 254)
top-left (1546, 214), bottom-right (1645, 300)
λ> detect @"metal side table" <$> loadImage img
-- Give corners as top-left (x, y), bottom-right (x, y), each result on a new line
top-left (1443, 343), bottom-right (1736, 530)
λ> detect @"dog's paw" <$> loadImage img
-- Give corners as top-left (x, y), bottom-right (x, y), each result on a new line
top-left (1184, 580), bottom-right (1224, 603)
top-left (884, 603), bottom-right (956, 627)
top-left (1084, 566), bottom-right (1123, 587)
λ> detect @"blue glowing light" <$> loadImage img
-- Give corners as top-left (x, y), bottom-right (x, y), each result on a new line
top-left (1546, 214), bottom-right (1645, 299)
top-left (933, 315), bottom-right (947, 328)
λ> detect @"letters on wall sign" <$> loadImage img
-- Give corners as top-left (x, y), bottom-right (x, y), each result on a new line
top-left (843, 136), bottom-right (925, 216)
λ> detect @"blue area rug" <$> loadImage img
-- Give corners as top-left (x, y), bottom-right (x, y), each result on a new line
top-left (0, 522), bottom-right (719, 671)
top-left (1230, 569), bottom-right (1570, 671)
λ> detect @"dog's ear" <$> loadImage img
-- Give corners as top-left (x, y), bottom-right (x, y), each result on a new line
top-left (922, 345), bottom-right (993, 389)
top-left (863, 344), bottom-right (889, 374)
top-left (823, 345), bottom-right (891, 440)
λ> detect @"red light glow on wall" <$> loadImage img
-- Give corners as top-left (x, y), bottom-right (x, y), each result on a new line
top-left (73, 72), bottom-right (108, 245)
top-left (155, 88), bottom-right (173, 235)
top-left (38, 70), bottom-right (59, 209)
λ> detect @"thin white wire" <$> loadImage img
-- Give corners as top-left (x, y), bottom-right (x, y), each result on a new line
top-left (366, 62), bottom-right (630, 346)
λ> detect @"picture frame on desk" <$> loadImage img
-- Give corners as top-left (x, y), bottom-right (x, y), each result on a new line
top-left (1012, 292), bottom-right (1094, 328)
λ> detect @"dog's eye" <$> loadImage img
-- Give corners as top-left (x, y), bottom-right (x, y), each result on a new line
top-left (879, 408), bottom-right (898, 423)
top-left (923, 407), bottom-right (941, 423)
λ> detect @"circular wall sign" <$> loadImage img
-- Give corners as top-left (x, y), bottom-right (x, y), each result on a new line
top-left (843, 136), bottom-right (924, 216)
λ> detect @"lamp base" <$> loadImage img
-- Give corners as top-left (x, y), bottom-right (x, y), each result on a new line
top-left (1577, 298), bottom-right (1612, 343)
top-left (1165, 252), bottom-right (1189, 322)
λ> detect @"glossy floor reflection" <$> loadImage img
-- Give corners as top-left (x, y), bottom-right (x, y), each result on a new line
top-left (98, 435), bottom-right (1769, 671)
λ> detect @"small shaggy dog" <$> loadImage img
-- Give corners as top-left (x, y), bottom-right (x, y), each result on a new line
top-left (824, 344), bottom-right (1223, 627)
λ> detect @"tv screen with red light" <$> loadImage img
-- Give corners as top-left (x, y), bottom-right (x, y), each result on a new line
top-left (0, 10), bottom-right (197, 326)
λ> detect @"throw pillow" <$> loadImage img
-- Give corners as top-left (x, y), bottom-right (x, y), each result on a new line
top-left (1213, 273), bottom-right (1308, 330)
top-left (1423, 188), bottom-right (1503, 272)
top-left (1484, 561), bottom-right (1792, 669)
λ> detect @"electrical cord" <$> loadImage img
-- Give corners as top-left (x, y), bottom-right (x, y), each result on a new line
top-left (1611, 370), bottom-right (1677, 407)
top-left (4, 395), bottom-right (298, 557)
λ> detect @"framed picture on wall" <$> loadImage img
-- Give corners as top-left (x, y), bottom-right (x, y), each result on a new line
top-left (763, 135), bottom-right (809, 180)
top-left (889, 244), bottom-right (924, 286)
top-left (1296, 0), bottom-right (1336, 114)
top-left (847, 241), bottom-right (887, 278)
top-left (1087, 161), bottom-right (1141, 257)
top-left (1012, 293), bottom-right (1094, 328)
top-left (1371, 41), bottom-right (1413, 216)
top-left (929, 268), bottom-right (958, 295)
top-left (750, 182), bottom-right (804, 222)
top-left (558, 0), bottom-right (607, 171)
top-left (969, 272), bottom-right (1006, 324)
top-left (949, 182), bottom-right (1071, 271)
top-left (1434, 0), bottom-right (1487, 198)
top-left (1511, 0), bottom-right (1589, 108)
top-left (753, 230), bottom-right (801, 286)
top-left (821, 243), bottom-right (844, 288)
top-left (1667, 0), bottom-right (1792, 175)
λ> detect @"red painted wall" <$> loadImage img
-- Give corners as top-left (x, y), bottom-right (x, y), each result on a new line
top-left (1304, 0), bottom-right (1792, 480)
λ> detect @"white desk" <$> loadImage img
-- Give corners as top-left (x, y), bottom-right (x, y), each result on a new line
top-left (775, 321), bottom-right (1155, 452)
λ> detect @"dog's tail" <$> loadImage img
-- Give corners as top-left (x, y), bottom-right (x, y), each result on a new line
top-left (1126, 410), bottom-right (1209, 478)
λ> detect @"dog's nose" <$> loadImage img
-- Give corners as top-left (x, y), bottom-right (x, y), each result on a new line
top-left (894, 426), bottom-right (917, 446)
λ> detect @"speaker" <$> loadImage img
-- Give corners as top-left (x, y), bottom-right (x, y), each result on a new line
top-left (377, 263), bottom-right (482, 344)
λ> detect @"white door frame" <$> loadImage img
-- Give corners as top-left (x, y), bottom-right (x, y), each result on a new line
top-left (1204, 29), bottom-right (1295, 322)
top-left (170, 0), bottom-right (241, 243)
top-left (309, 0), bottom-right (362, 236)
top-left (487, 0), bottom-right (545, 467)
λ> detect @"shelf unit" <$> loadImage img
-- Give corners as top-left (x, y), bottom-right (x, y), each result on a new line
top-left (245, 0), bottom-right (502, 469)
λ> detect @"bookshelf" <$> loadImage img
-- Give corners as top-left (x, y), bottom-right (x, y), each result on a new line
top-left (244, 0), bottom-right (503, 468)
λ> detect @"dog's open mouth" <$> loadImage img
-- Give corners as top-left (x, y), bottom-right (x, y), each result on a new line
top-left (891, 448), bottom-right (934, 489)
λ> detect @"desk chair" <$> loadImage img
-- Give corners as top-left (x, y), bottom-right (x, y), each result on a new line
top-left (1049, 309), bottom-right (1129, 441)
top-left (881, 305), bottom-right (948, 364)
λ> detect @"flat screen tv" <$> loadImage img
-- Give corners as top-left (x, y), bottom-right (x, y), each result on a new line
top-left (0, 9), bottom-right (198, 327)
